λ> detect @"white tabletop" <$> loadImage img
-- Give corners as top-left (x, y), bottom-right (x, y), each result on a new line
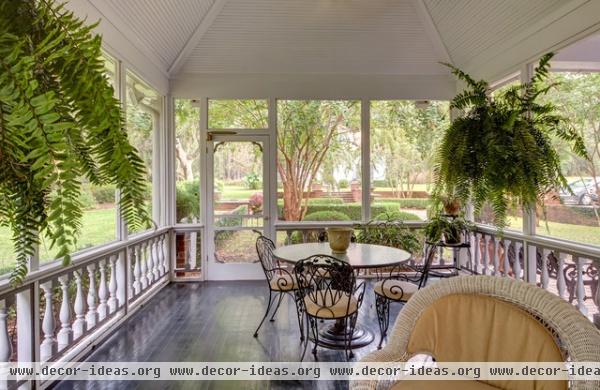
top-left (272, 242), bottom-right (411, 269)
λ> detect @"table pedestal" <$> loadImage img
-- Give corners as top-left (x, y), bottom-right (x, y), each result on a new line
top-left (316, 319), bottom-right (374, 349)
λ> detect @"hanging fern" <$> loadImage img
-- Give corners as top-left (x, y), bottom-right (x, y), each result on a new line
top-left (434, 53), bottom-right (588, 230)
top-left (0, 0), bottom-right (151, 284)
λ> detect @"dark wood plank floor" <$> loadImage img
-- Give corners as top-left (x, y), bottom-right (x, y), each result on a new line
top-left (52, 280), bottom-right (403, 390)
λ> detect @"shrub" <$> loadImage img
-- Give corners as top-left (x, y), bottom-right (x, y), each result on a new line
top-left (374, 210), bottom-right (421, 221)
top-left (176, 180), bottom-right (200, 222)
top-left (372, 179), bottom-right (389, 188)
top-left (304, 211), bottom-right (351, 221)
top-left (373, 198), bottom-right (430, 209)
top-left (244, 173), bottom-right (261, 190)
top-left (78, 189), bottom-right (97, 210)
top-left (338, 179), bottom-right (349, 189)
top-left (90, 184), bottom-right (116, 204)
top-left (307, 198), bottom-right (345, 205)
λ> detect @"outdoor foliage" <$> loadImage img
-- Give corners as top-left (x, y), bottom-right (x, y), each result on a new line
top-left (434, 53), bottom-right (588, 229)
top-left (371, 101), bottom-right (449, 197)
top-left (0, 0), bottom-right (150, 283)
top-left (356, 218), bottom-right (421, 253)
top-left (304, 211), bottom-right (351, 221)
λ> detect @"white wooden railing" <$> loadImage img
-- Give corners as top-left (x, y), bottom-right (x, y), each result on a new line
top-left (0, 227), bottom-right (171, 389)
top-left (274, 221), bottom-right (600, 326)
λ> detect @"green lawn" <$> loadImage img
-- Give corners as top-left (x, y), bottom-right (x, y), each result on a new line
top-left (221, 185), bottom-right (260, 201)
top-left (507, 216), bottom-right (600, 246)
top-left (0, 207), bottom-right (117, 275)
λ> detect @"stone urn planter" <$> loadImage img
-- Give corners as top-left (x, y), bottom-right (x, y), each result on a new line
top-left (326, 227), bottom-right (353, 254)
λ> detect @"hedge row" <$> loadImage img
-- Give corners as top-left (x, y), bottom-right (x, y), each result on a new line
top-left (278, 203), bottom-right (421, 221)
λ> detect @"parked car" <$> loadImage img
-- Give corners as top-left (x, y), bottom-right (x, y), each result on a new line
top-left (559, 178), bottom-right (600, 205)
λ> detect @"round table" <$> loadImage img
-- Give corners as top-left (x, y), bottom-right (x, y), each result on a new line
top-left (272, 242), bottom-right (411, 350)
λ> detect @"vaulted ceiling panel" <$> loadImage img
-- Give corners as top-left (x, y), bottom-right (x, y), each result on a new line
top-left (423, 0), bottom-right (575, 68)
top-left (103, 0), bottom-right (215, 69)
top-left (179, 0), bottom-right (446, 75)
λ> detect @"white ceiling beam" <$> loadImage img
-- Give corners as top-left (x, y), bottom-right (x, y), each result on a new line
top-left (411, 0), bottom-right (452, 64)
top-left (168, 0), bottom-right (228, 77)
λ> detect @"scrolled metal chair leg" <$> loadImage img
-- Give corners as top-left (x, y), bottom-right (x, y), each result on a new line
top-left (375, 294), bottom-right (391, 349)
top-left (254, 290), bottom-right (274, 337)
top-left (269, 292), bottom-right (284, 322)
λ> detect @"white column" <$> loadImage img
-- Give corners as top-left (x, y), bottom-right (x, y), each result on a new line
top-left (97, 260), bottom-right (109, 321)
top-left (576, 257), bottom-right (588, 316)
top-left (108, 255), bottom-right (118, 313)
top-left (57, 276), bottom-right (72, 351)
top-left (40, 282), bottom-right (56, 361)
top-left (86, 264), bottom-right (98, 328)
top-left (72, 271), bottom-right (86, 339)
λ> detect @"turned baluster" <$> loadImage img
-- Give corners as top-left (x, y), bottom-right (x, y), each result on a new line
top-left (132, 246), bottom-right (141, 295)
top-left (57, 275), bottom-right (72, 351)
top-left (146, 240), bottom-right (155, 285)
top-left (73, 270), bottom-right (86, 339)
top-left (108, 255), bottom-right (118, 313)
top-left (557, 252), bottom-right (566, 299)
top-left (160, 234), bottom-right (168, 276)
top-left (0, 299), bottom-right (11, 363)
top-left (576, 256), bottom-right (588, 316)
top-left (139, 244), bottom-right (148, 290)
top-left (40, 282), bottom-right (56, 361)
top-left (541, 248), bottom-right (550, 289)
top-left (481, 235), bottom-right (490, 275)
top-left (472, 233), bottom-right (480, 274)
top-left (161, 235), bottom-right (167, 275)
top-left (491, 236), bottom-right (499, 276)
top-left (513, 242), bottom-right (522, 280)
top-left (85, 264), bottom-right (98, 329)
top-left (502, 239), bottom-right (510, 277)
top-left (155, 236), bottom-right (162, 279)
top-left (97, 260), bottom-right (109, 321)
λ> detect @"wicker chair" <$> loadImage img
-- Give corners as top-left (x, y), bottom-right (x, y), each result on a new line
top-left (374, 243), bottom-right (437, 349)
top-left (294, 254), bottom-right (366, 360)
top-left (253, 236), bottom-right (304, 340)
top-left (353, 275), bottom-right (600, 390)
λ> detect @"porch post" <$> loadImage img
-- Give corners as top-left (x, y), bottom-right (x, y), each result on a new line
top-left (521, 63), bottom-right (538, 284)
top-left (361, 99), bottom-right (371, 223)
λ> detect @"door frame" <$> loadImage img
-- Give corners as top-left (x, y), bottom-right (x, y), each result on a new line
top-left (204, 134), bottom-right (272, 280)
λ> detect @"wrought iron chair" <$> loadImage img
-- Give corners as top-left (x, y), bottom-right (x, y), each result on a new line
top-left (374, 243), bottom-right (437, 349)
top-left (253, 236), bottom-right (305, 340)
top-left (294, 255), bottom-right (366, 360)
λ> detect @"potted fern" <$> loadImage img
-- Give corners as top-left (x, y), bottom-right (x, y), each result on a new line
top-left (433, 53), bottom-right (588, 230)
top-left (0, 0), bottom-right (150, 283)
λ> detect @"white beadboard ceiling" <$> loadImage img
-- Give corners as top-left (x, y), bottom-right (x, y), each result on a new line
top-left (180, 0), bottom-right (445, 75)
top-left (85, 0), bottom-right (599, 79)
top-left (423, 0), bottom-right (577, 68)
top-left (99, 0), bottom-right (215, 69)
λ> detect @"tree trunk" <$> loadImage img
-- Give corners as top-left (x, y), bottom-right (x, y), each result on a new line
top-left (175, 138), bottom-right (193, 180)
